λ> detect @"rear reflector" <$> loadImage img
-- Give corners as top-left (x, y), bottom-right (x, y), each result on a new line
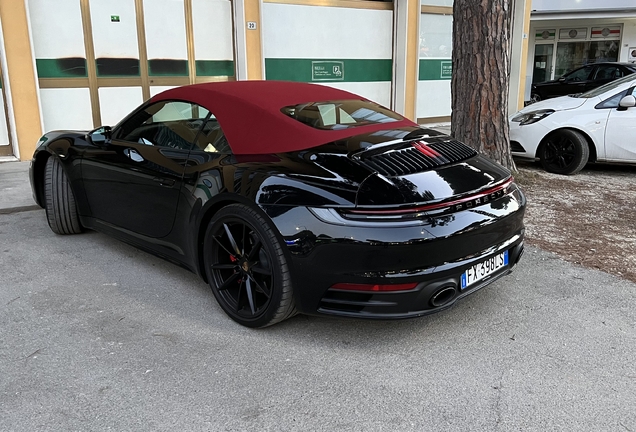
top-left (331, 282), bottom-right (418, 292)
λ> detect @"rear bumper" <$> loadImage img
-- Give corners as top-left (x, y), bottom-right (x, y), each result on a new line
top-left (263, 184), bottom-right (526, 319)
top-left (316, 240), bottom-right (524, 319)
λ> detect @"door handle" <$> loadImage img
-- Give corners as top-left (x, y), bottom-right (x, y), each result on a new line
top-left (153, 177), bottom-right (175, 187)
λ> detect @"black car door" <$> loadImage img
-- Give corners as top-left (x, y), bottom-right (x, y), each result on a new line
top-left (81, 100), bottom-right (209, 238)
top-left (558, 65), bottom-right (596, 96)
top-left (591, 65), bottom-right (625, 90)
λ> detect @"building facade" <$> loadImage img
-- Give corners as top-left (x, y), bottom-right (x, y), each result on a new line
top-left (526, 0), bottom-right (636, 99)
top-left (0, 0), bottom-right (531, 161)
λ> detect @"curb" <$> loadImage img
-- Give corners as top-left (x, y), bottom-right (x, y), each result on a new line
top-left (0, 205), bottom-right (42, 215)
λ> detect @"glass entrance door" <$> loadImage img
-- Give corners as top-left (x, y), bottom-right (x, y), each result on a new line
top-left (0, 66), bottom-right (13, 156)
top-left (533, 44), bottom-right (554, 84)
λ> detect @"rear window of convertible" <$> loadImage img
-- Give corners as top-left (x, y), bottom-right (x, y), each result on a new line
top-left (281, 100), bottom-right (403, 130)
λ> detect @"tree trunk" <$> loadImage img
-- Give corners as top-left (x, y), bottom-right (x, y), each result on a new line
top-left (451, 0), bottom-right (516, 170)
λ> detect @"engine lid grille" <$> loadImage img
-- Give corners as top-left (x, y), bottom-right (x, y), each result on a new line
top-left (356, 139), bottom-right (477, 177)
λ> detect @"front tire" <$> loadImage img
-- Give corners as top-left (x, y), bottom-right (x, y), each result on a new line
top-left (539, 129), bottom-right (589, 175)
top-left (203, 204), bottom-right (297, 328)
top-left (44, 157), bottom-right (83, 234)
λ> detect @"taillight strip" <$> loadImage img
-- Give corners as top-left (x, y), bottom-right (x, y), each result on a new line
top-left (331, 282), bottom-right (419, 292)
top-left (349, 177), bottom-right (513, 215)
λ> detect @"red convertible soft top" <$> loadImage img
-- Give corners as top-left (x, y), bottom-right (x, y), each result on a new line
top-left (151, 81), bottom-right (417, 155)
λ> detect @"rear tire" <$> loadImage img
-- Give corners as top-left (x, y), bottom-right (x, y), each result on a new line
top-left (539, 129), bottom-right (589, 175)
top-left (44, 157), bottom-right (83, 234)
top-left (203, 204), bottom-right (297, 328)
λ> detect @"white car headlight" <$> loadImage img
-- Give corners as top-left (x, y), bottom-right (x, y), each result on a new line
top-left (511, 109), bottom-right (555, 126)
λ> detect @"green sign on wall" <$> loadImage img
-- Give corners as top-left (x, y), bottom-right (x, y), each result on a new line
top-left (311, 61), bottom-right (344, 81)
top-left (419, 59), bottom-right (452, 81)
top-left (440, 61), bottom-right (452, 79)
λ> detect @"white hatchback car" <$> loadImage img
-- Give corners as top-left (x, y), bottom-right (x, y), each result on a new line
top-left (510, 74), bottom-right (636, 174)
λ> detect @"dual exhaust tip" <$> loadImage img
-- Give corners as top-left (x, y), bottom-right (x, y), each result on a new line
top-left (429, 285), bottom-right (457, 308)
top-left (428, 245), bottom-right (524, 309)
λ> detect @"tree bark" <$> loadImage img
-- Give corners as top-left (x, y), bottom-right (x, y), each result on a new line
top-left (451, 0), bottom-right (516, 170)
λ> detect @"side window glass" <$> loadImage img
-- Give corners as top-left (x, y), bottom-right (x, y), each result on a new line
top-left (566, 66), bottom-right (593, 81)
top-left (595, 66), bottom-right (620, 80)
top-left (193, 116), bottom-right (232, 154)
top-left (117, 100), bottom-right (209, 150)
top-left (596, 89), bottom-right (630, 109)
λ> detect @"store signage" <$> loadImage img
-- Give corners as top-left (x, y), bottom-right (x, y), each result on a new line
top-left (536, 30), bottom-right (555, 40)
top-left (440, 61), bottom-right (452, 79)
top-left (559, 28), bottom-right (587, 39)
top-left (311, 61), bottom-right (345, 81)
top-left (629, 48), bottom-right (636, 62)
top-left (591, 26), bottom-right (621, 38)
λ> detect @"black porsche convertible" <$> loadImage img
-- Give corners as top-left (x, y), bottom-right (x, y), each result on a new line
top-left (30, 81), bottom-right (526, 327)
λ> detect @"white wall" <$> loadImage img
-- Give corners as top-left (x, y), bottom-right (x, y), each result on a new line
top-left (417, 81), bottom-right (451, 119)
top-left (262, 3), bottom-right (393, 107)
top-left (262, 4), bottom-right (392, 59)
top-left (192, 0), bottom-right (233, 61)
top-left (533, 0), bottom-right (636, 11)
top-left (622, 20), bottom-right (636, 62)
top-left (29, 0), bottom-right (85, 60)
top-left (99, 87), bottom-right (143, 126)
top-left (143, 0), bottom-right (187, 61)
top-left (89, 0), bottom-right (139, 59)
top-left (40, 88), bottom-right (93, 131)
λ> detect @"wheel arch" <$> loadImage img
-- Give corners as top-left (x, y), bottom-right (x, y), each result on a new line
top-left (196, 198), bottom-right (241, 283)
top-left (536, 127), bottom-right (598, 163)
top-left (195, 195), bottom-right (274, 283)
top-left (31, 150), bottom-right (53, 208)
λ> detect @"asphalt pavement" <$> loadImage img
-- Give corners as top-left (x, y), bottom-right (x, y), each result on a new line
top-left (1, 159), bottom-right (635, 431)
top-left (0, 161), bottom-right (38, 214)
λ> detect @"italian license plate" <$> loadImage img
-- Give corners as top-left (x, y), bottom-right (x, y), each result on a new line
top-left (460, 251), bottom-right (509, 289)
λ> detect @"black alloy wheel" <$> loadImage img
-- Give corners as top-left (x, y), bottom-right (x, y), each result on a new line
top-left (44, 156), bottom-right (83, 234)
top-left (530, 93), bottom-right (541, 103)
top-left (539, 129), bottom-right (589, 175)
top-left (203, 204), bottom-right (296, 327)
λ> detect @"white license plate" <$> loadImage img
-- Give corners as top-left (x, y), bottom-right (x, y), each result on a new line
top-left (460, 251), bottom-right (509, 289)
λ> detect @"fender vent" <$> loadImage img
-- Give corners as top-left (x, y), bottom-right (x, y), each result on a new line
top-left (358, 139), bottom-right (477, 177)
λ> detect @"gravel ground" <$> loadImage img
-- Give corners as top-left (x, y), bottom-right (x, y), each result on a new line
top-left (515, 160), bottom-right (636, 283)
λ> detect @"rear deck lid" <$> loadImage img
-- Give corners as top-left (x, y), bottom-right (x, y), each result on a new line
top-left (353, 135), bottom-right (511, 207)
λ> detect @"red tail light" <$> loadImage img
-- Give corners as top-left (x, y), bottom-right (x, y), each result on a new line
top-left (331, 282), bottom-right (419, 292)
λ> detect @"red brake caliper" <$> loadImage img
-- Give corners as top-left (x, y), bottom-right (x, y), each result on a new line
top-left (229, 254), bottom-right (242, 283)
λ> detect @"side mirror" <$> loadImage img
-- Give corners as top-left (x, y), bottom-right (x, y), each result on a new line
top-left (618, 95), bottom-right (636, 109)
top-left (87, 126), bottom-right (112, 147)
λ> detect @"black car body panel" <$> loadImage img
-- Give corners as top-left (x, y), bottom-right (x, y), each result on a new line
top-left (30, 83), bottom-right (526, 323)
top-left (31, 123), bottom-right (525, 319)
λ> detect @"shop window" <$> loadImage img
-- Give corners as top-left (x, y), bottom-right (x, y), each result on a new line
top-left (555, 40), bottom-right (619, 77)
top-left (420, 13), bottom-right (452, 58)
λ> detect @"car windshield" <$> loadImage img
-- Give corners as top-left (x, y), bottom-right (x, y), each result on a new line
top-left (577, 74), bottom-right (636, 98)
top-left (281, 100), bottom-right (403, 130)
